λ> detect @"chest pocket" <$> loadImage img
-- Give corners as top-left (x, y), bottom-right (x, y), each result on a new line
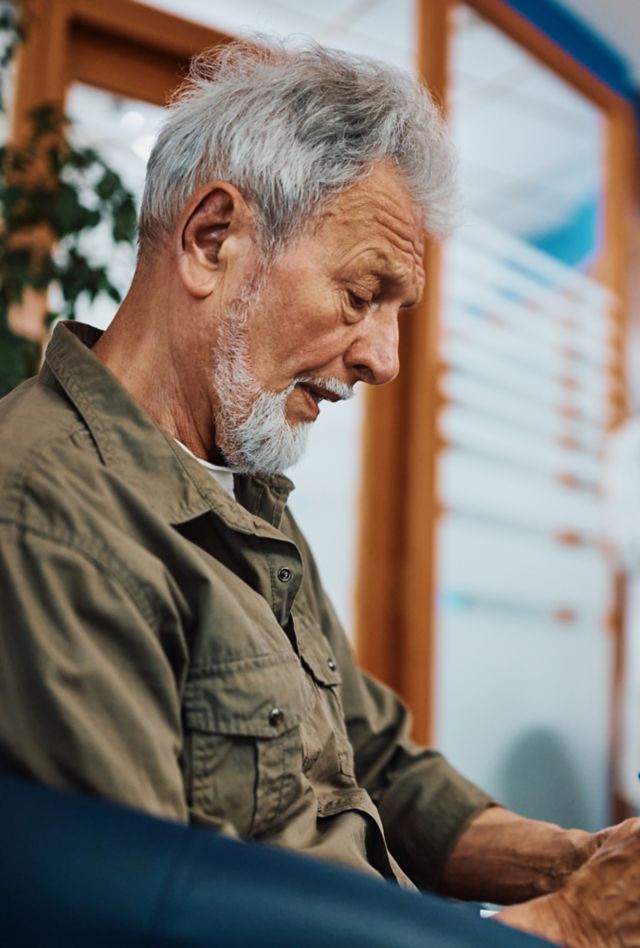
top-left (294, 617), bottom-right (356, 781)
top-left (183, 651), bottom-right (315, 836)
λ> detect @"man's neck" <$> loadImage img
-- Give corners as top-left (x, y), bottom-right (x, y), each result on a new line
top-left (92, 285), bottom-right (219, 463)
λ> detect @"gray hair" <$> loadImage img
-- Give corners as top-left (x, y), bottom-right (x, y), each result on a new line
top-left (139, 39), bottom-right (457, 255)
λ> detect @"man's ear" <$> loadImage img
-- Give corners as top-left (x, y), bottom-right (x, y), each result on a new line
top-left (177, 182), bottom-right (253, 299)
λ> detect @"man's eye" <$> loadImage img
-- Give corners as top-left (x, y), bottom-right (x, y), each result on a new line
top-left (348, 291), bottom-right (370, 311)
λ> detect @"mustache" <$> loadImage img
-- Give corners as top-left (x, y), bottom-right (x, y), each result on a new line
top-left (295, 375), bottom-right (355, 401)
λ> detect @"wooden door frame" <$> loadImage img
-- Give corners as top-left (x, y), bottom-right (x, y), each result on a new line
top-left (355, 0), bottom-right (636, 764)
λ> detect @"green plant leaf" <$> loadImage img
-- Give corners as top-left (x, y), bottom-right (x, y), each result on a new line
top-left (0, 9), bottom-right (137, 394)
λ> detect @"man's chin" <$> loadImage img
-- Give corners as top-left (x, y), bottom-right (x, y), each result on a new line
top-left (220, 421), bottom-right (312, 476)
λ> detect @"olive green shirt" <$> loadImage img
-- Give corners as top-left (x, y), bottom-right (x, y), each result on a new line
top-left (0, 321), bottom-right (492, 890)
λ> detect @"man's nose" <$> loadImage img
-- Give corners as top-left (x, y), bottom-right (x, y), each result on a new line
top-left (345, 310), bottom-right (400, 386)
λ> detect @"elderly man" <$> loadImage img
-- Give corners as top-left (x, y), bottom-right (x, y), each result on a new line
top-left (0, 40), bottom-right (638, 946)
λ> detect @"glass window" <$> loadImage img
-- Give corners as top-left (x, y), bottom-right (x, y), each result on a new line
top-left (434, 4), bottom-right (614, 830)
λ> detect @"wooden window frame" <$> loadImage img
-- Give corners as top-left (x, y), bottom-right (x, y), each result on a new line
top-left (355, 0), bottom-right (636, 783)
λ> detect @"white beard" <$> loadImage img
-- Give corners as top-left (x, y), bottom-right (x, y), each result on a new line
top-left (211, 282), bottom-right (305, 474)
top-left (225, 381), bottom-right (312, 475)
top-left (211, 281), bottom-right (353, 475)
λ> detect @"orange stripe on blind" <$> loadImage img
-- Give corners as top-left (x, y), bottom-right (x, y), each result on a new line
top-left (556, 434), bottom-right (583, 450)
top-left (553, 472), bottom-right (598, 495)
top-left (556, 404), bottom-right (583, 421)
top-left (553, 530), bottom-right (587, 546)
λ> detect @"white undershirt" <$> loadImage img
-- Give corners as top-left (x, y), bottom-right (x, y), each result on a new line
top-left (174, 439), bottom-right (235, 497)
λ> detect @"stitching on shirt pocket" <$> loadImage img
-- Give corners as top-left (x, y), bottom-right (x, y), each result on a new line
top-left (183, 652), bottom-right (315, 835)
top-left (293, 620), bottom-right (355, 779)
top-left (294, 616), bottom-right (342, 689)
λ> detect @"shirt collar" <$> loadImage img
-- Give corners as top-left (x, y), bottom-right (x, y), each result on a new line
top-left (174, 438), bottom-right (235, 497)
top-left (42, 321), bottom-right (295, 532)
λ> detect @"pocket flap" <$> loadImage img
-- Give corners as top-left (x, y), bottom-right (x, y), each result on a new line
top-left (184, 651), bottom-right (313, 738)
top-left (295, 618), bottom-right (342, 688)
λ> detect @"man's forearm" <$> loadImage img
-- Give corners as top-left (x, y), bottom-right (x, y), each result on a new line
top-left (439, 806), bottom-right (594, 905)
top-left (441, 807), bottom-right (640, 946)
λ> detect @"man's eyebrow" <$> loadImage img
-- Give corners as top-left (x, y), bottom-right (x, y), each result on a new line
top-left (367, 260), bottom-right (421, 308)
top-left (348, 250), bottom-right (422, 306)
top-left (365, 261), bottom-right (412, 287)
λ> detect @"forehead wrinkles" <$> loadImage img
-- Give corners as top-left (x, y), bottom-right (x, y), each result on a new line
top-left (371, 204), bottom-right (424, 272)
top-left (344, 244), bottom-right (425, 297)
top-left (338, 218), bottom-right (425, 298)
top-left (327, 188), bottom-right (424, 269)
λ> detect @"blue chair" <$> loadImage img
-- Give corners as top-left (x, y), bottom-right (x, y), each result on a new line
top-left (0, 776), bottom-right (551, 947)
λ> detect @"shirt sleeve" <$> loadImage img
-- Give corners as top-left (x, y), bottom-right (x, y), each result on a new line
top-left (284, 512), bottom-right (495, 890)
top-left (0, 521), bottom-right (188, 822)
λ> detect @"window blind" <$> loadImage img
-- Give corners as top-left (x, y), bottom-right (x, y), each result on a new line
top-left (437, 218), bottom-right (616, 632)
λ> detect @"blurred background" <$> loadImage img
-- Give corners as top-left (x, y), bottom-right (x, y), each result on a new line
top-left (2, 0), bottom-right (640, 834)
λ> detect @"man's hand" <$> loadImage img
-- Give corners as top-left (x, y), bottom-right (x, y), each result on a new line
top-left (499, 817), bottom-right (640, 946)
top-left (440, 806), bottom-right (598, 905)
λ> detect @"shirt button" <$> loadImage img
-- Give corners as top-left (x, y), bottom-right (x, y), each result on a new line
top-left (327, 658), bottom-right (337, 672)
top-left (277, 567), bottom-right (292, 583)
top-left (268, 707), bottom-right (285, 728)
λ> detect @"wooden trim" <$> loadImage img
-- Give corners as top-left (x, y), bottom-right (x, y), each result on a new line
top-left (355, 0), bottom-right (455, 745)
top-left (66, 1), bottom-right (232, 106)
top-left (397, 0), bottom-right (454, 745)
top-left (602, 108), bottom-right (635, 420)
top-left (608, 570), bottom-right (631, 823)
top-left (67, 21), bottom-right (195, 105)
top-left (11, 0), bottom-right (71, 139)
top-left (355, 326), bottom-right (414, 691)
top-left (603, 110), bottom-right (638, 822)
top-left (12, 0), bottom-right (232, 127)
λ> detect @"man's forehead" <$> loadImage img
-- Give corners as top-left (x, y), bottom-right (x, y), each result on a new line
top-left (316, 166), bottom-right (425, 262)
top-left (324, 164), bottom-right (421, 218)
